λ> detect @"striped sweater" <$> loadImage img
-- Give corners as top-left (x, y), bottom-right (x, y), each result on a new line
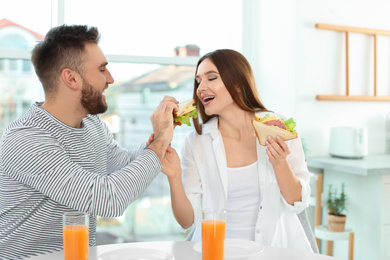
top-left (0, 102), bottom-right (162, 259)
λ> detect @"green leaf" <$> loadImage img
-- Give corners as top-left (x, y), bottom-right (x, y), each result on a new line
top-left (173, 107), bottom-right (198, 126)
top-left (258, 113), bottom-right (270, 123)
top-left (281, 117), bottom-right (297, 134)
top-left (326, 183), bottom-right (347, 216)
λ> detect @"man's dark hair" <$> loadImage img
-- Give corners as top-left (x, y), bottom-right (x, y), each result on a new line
top-left (31, 25), bottom-right (100, 97)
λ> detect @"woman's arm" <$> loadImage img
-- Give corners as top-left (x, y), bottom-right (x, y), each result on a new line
top-left (162, 146), bottom-right (195, 229)
top-left (266, 135), bottom-right (303, 204)
top-left (168, 173), bottom-right (195, 229)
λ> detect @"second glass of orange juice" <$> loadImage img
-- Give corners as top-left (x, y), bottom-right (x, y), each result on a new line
top-left (201, 209), bottom-right (226, 260)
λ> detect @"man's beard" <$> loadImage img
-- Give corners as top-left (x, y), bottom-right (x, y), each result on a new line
top-left (80, 77), bottom-right (108, 115)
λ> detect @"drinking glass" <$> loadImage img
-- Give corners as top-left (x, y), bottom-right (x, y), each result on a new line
top-left (63, 211), bottom-right (89, 260)
top-left (201, 209), bottom-right (226, 260)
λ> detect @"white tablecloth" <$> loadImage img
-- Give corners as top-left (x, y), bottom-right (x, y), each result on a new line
top-left (27, 241), bottom-right (339, 260)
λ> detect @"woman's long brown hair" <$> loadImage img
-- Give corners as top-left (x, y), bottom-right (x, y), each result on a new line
top-left (193, 49), bottom-right (268, 135)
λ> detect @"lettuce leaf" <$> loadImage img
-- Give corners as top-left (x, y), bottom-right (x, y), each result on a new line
top-left (258, 114), bottom-right (270, 123)
top-left (281, 117), bottom-right (297, 134)
top-left (173, 108), bottom-right (198, 126)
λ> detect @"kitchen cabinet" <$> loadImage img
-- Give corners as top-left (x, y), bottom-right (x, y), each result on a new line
top-left (307, 154), bottom-right (390, 260)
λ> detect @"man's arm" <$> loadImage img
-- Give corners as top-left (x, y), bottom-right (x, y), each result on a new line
top-left (0, 127), bottom-right (161, 218)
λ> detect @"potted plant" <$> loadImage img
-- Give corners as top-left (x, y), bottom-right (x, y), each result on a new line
top-left (326, 183), bottom-right (347, 232)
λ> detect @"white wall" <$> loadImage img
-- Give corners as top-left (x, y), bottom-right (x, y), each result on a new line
top-left (242, 1), bottom-right (390, 259)
top-left (243, 0), bottom-right (297, 119)
top-left (244, 0), bottom-right (390, 157)
top-left (296, 0), bottom-right (390, 156)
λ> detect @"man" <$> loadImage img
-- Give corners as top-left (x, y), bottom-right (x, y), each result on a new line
top-left (0, 24), bottom-right (178, 259)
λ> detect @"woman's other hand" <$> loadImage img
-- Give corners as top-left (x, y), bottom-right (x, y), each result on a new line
top-left (266, 136), bottom-right (291, 167)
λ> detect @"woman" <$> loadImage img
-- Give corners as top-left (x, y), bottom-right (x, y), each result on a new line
top-left (167, 49), bottom-right (312, 252)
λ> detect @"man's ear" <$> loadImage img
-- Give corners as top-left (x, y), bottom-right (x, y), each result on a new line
top-left (61, 68), bottom-right (81, 90)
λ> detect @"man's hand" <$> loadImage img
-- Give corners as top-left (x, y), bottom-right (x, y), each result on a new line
top-left (147, 96), bottom-right (178, 161)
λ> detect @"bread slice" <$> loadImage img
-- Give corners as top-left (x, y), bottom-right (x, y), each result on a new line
top-left (173, 99), bottom-right (195, 117)
top-left (251, 119), bottom-right (298, 146)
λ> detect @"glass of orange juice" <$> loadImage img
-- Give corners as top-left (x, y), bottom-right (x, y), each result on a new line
top-left (63, 211), bottom-right (89, 260)
top-left (201, 209), bottom-right (226, 260)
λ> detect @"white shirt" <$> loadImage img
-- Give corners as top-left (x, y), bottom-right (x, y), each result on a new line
top-left (181, 112), bottom-right (312, 252)
top-left (226, 162), bottom-right (260, 240)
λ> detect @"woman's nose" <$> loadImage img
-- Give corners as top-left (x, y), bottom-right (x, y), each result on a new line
top-left (197, 80), bottom-right (207, 92)
top-left (196, 83), bottom-right (204, 97)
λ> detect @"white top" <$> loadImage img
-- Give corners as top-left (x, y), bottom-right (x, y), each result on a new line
top-left (226, 162), bottom-right (260, 240)
top-left (181, 112), bottom-right (312, 252)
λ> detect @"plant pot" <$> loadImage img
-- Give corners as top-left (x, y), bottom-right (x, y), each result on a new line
top-left (327, 213), bottom-right (346, 232)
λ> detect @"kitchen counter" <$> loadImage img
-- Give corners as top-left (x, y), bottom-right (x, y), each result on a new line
top-left (306, 154), bottom-right (390, 176)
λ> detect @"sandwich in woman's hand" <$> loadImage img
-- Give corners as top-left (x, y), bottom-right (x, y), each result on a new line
top-left (173, 99), bottom-right (198, 126)
top-left (251, 113), bottom-right (298, 146)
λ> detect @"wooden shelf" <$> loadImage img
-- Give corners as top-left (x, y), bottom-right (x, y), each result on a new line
top-left (316, 23), bottom-right (390, 36)
top-left (316, 95), bottom-right (390, 101)
top-left (315, 23), bottom-right (390, 102)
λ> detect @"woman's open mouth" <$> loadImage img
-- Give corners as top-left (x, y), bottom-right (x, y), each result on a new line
top-left (202, 95), bottom-right (215, 106)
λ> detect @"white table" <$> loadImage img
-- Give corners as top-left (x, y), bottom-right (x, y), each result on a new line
top-left (27, 241), bottom-right (340, 260)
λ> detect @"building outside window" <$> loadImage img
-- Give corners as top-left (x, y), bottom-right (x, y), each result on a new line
top-left (0, 18), bottom-right (44, 134)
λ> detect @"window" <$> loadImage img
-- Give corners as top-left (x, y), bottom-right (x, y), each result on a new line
top-left (0, 0), bottom-right (243, 244)
top-left (64, 0), bottom-right (242, 57)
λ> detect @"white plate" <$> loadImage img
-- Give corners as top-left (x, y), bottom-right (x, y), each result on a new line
top-left (193, 239), bottom-right (264, 259)
top-left (98, 248), bottom-right (175, 260)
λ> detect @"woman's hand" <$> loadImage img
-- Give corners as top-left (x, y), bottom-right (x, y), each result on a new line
top-left (146, 133), bottom-right (154, 146)
top-left (266, 135), bottom-right (302, 204)
top-left (164, 145), bottom-right (194, 229)
top-left (161, 146), bottom-right (182, 181)
top-left (266, 136), bottom-right (291, 167)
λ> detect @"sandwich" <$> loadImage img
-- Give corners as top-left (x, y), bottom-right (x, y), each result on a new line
top-left (251, 113), bottom-right (298, 146)
top-left (173, 99), bottom-right (198, 126)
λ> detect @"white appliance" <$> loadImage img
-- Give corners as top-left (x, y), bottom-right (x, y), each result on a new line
top-left (329, 127), bottom-right (367, 159)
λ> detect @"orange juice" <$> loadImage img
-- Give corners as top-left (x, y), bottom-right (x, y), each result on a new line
top-left (63, 225), bottom-right (89, 260)
top-left (201, 219), bottom-right (225, 260)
